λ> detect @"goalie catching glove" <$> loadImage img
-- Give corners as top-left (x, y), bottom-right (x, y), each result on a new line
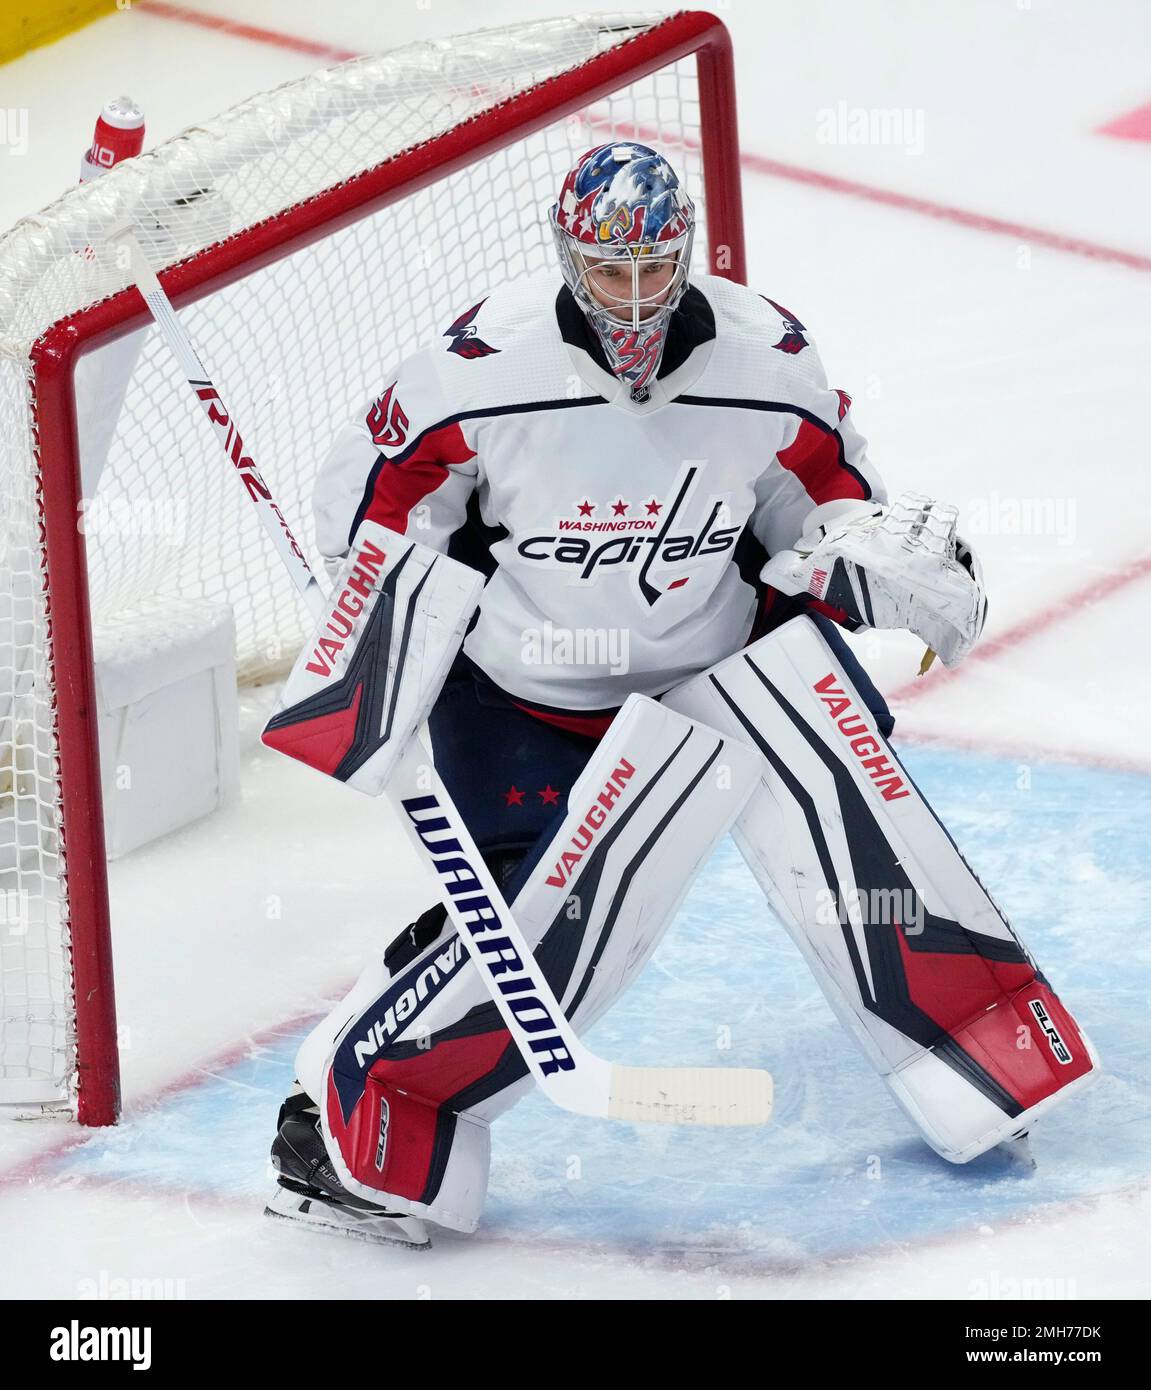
top-left (761, 492), bottom-right (988, 667)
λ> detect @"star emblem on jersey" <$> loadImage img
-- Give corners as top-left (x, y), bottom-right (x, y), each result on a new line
top-left (503, 785), bottom-right (525, 806)
top-left (538, 784), bottom-right (560, 805)
top-left (443, 300), bottom-right (500, 359)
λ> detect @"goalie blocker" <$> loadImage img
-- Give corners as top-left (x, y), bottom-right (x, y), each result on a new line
top-left (665, 617), bottom-right (1099, 1162)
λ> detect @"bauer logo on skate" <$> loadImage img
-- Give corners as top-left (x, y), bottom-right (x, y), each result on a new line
top-left (400, 794), bottom-right (576, 1076)
top-left (305, 538), bottom-right (387, 677)
top-left (813, 672), bottom-right (910, 801)
top-left (545, 758), bottom-right (636, 889)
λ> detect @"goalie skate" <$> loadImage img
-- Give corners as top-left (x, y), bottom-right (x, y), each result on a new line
top-left (264, 1182), bottom-right (430, 1250)
top-left (265, 1093), bottom-right (430, 1250)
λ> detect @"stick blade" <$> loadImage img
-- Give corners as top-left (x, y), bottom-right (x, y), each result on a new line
top-left (607, 1066), bottom-right (773, 1126)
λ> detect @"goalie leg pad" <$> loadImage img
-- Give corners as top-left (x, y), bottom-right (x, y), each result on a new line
top-left (295, 693), bottom-right (759, 1228)
top-left (664, 616), bottom-right (1099, 1162)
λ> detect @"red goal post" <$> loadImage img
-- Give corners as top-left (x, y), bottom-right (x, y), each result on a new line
top-left (1, 10), bottom-right (744, 1125)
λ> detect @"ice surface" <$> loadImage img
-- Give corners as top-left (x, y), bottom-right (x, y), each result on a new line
top-left (3, 744), bottom-right (1147, 1298)
top-left (0, 0), bottom-right (1148, 1299)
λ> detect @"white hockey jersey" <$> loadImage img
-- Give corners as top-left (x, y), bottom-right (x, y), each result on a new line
top-left (313, 272), bottom-right (886, 718)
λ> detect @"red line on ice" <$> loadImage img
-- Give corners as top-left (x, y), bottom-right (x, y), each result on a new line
top-left (888, 551), bottom-right (1151, 708)
top-left (135, 0), bottom-right (359, 63)
top-left (129, 11), bottom-right (1151, 273)
top-left (1098, 100), bottom-right (1151, 143)
top-left (736, 149), bottom-right (1151, 272)
top-left (586, 113), bottom-right (1151, 274)
top-left (895, 729), bottom-right (1151, 779)
top-left (0, 1003), bottom-right (333, 1187)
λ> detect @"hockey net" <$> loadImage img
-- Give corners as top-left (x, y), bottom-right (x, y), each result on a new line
top-left (0, 11), bottom-right (743, 1122)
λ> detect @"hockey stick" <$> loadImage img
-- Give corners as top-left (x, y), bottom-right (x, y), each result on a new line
top-left (115, 229), bottom-right (771, 1127)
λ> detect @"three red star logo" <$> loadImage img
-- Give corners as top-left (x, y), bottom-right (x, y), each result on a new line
top-left (561, 498), bottom-right (665, 520)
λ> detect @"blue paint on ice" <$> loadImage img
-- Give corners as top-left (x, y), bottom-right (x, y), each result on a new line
top-left (56, 745), bottom-right (1150, 1261)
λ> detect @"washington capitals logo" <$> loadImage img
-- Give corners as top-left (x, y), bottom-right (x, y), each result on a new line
top-left (765, 298), bottom-right (810, 355)
top-left (444, 300), bottom-right (499, 359)
top-left (515, 466), bottom-right (740, 608)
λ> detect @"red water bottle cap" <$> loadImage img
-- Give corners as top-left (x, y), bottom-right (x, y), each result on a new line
top-left (80, 97), bottom-right (145, 183)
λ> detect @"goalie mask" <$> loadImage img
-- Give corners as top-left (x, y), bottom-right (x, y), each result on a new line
top-left (550, 142), bottom-right (695, 401)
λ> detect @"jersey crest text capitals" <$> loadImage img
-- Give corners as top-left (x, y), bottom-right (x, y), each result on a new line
top-left (516, 467), bottom-right (739, 606)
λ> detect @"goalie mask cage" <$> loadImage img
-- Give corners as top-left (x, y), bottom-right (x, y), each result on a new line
top-left (0, 10), bottom-right (744, 1124)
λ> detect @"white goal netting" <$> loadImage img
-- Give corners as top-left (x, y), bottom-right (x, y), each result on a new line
top-left (0, 12), bottom-right (717, 1113)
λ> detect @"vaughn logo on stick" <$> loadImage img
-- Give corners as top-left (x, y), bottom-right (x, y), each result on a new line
top-left (813, 673), bottom-right (910, 801)
top-left (305, 538), bottom-right (388, 676)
